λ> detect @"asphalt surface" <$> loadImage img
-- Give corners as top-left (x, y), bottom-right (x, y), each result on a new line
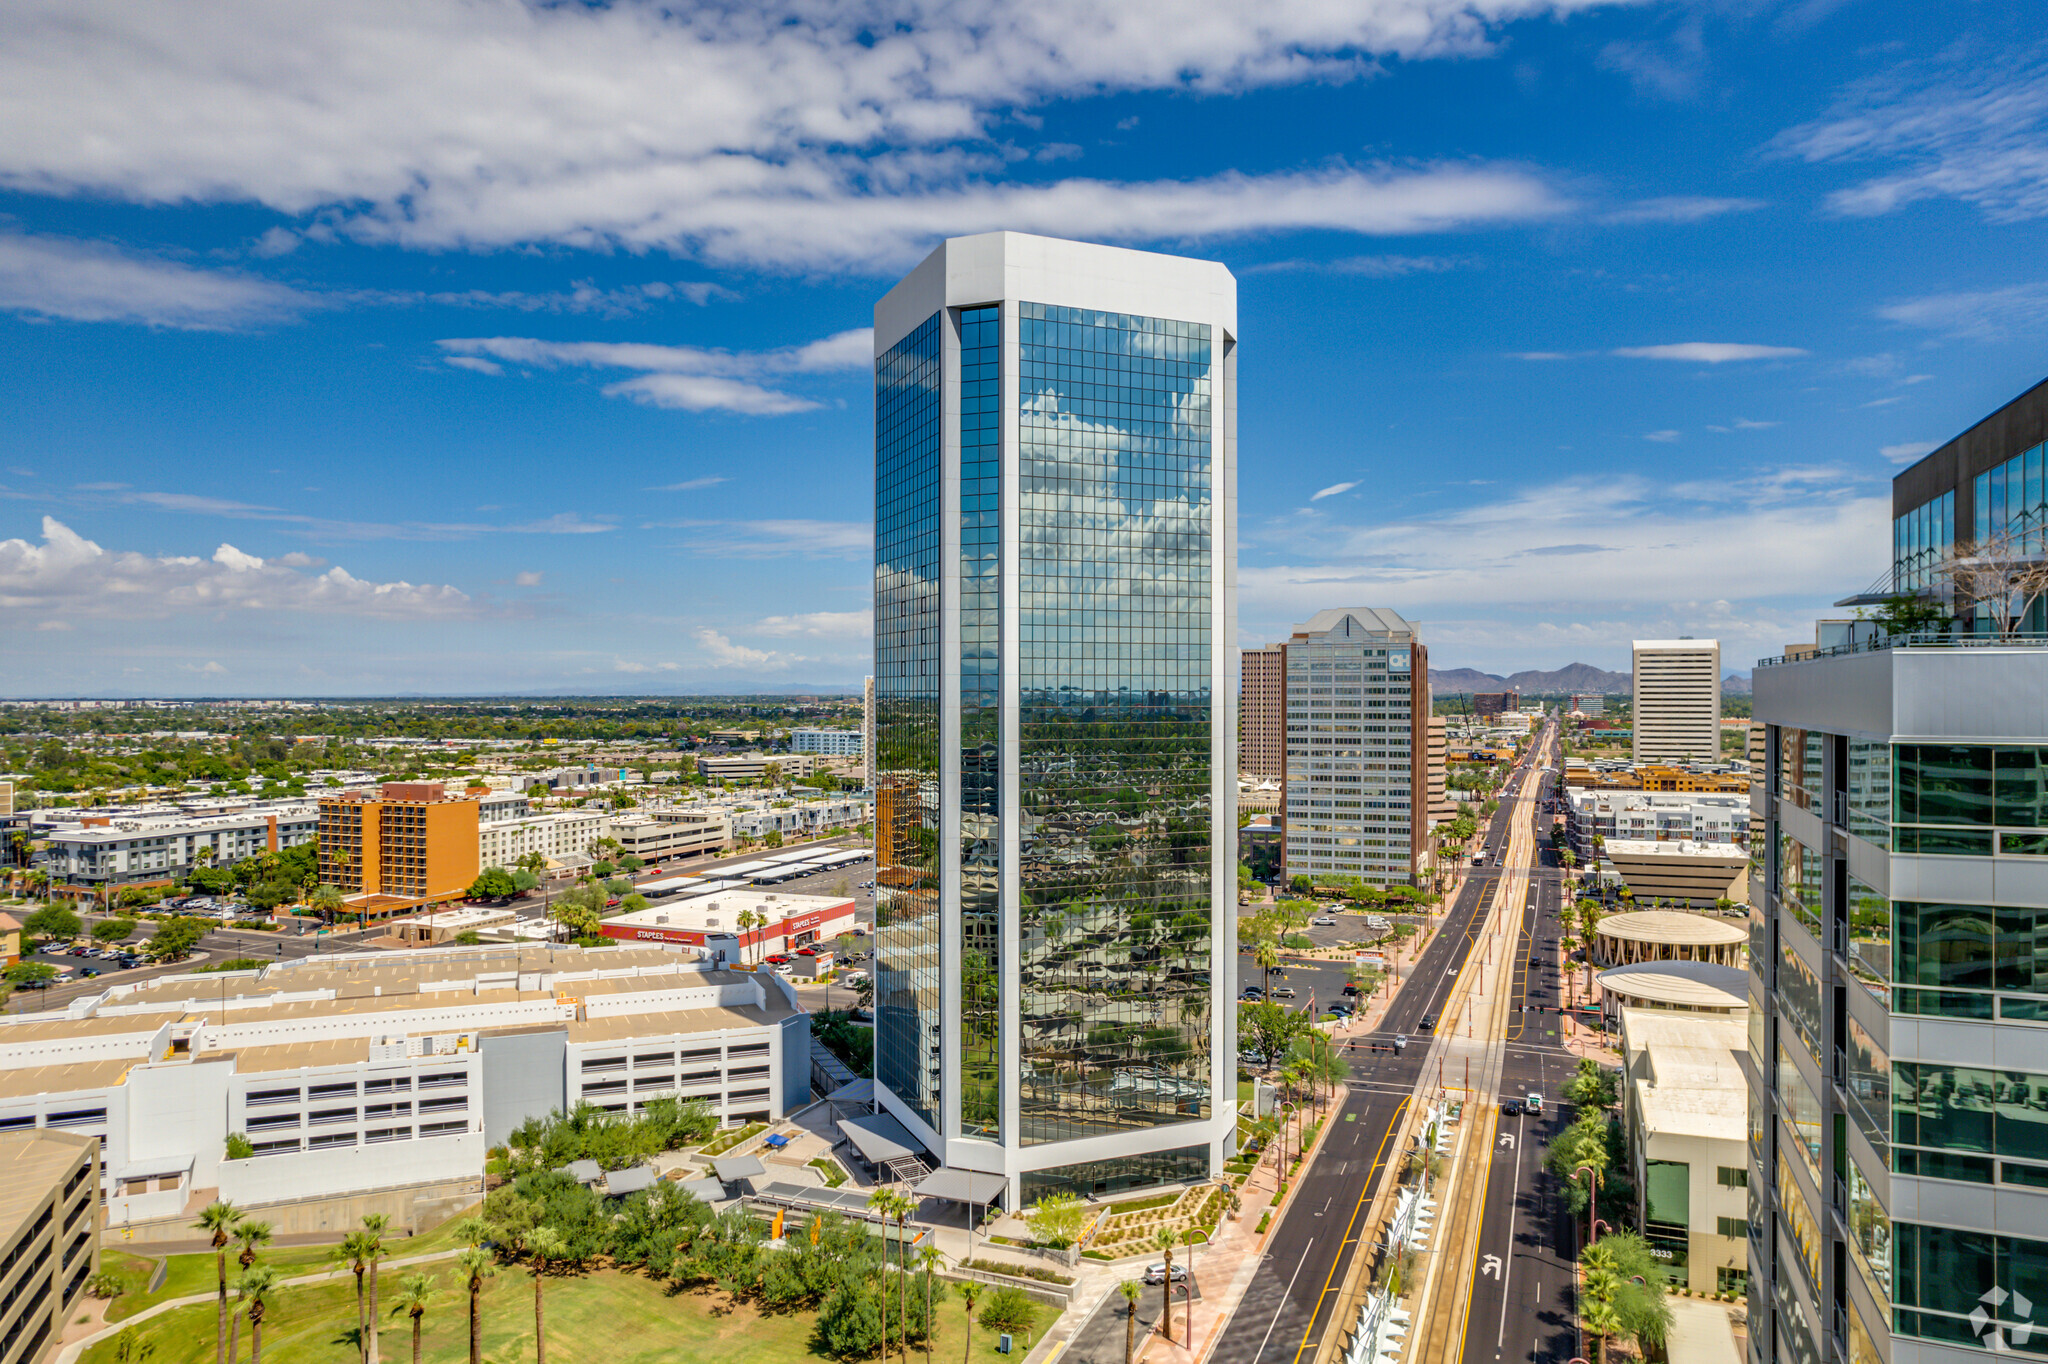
top-left (1460, 736), bottom-right (1588, 1364)
top-left (1211, 742), bottom-right (1546, 1364)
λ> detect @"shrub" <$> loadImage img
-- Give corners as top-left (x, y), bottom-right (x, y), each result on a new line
top-left (978, 1286), bottom-right (1039, 1335)
top-left (224, 1134), bottom-right (255, 1160)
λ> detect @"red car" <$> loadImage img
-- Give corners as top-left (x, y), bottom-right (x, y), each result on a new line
top-left (765, 954), bottom-right (792, 965)
top-left (795, 947), bottom-right (817, 956)
top-left (605, 897), bottom-right (621, 907)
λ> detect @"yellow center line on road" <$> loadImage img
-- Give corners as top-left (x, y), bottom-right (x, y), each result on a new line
top-left (1287, 1093), bottom-right (1412, 1364)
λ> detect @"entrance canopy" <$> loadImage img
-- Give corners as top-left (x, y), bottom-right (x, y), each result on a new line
top-left (837, 1111), bottom-right (920, 1166)
top-left (913, 1168), bottom-right (1007, 1206)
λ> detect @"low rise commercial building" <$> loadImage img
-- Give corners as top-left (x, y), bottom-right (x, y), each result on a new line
top-left (0, 1130), bottom-right (99, 1364)
top-left (699, 754), bottom-right (819, 783)
top-left (0, 945), bottom-right (803, 1239)
top-left (598, 889), bottom-right (858, 960)
top-left (1619, 1007), bottom-right (1749, 1294)
top-left (1601, 838), bottom-right (1749, 908)
top-left (608, 810), bottom-right (731, 863)
top-left (729, 796), bottom-right (867, 841)
top-left (1567, 765), bottom-right (1750, 794)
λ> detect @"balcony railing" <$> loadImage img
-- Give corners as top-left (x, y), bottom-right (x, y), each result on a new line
top-left (1759, 628), bottom-right (2048, 669)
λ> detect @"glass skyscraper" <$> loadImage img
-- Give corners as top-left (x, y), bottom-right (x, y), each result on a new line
top-left (872, 233), bottom-right (1238, 1201)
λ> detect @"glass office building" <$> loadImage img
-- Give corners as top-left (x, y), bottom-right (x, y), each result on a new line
top-left (872, 232), bottom-right (1239, 1198)
top-left (1749, 374), bottom-right (2048, 1364)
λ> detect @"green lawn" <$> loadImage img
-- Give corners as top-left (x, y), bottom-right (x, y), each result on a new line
top-left (107, 1207), bottom-right (482, 1322)
top-left (86, 1263), bottom-right (1048, 1364)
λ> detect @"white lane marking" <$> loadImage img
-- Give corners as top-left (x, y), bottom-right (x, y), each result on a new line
top-left (1248, 1238), bottom-right (1317, 1364)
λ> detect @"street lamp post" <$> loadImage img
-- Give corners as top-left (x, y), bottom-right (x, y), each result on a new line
top-left (1574, 1164), bottom-right (1603, 1242)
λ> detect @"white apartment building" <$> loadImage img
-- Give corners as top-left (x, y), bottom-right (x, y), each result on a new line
top-left (699, 754), bottom-right (819, 783)
top-left (1282, 609), bottom-right (1430, 885)
top-left (0, 944), bottom-right (804, 1235)
top-left (729, 795), bottom-right (868, 841)
top-left (789, 730), bottom-right (863, 757)
top-left (1561, 789), bottom-right (1747, 859)
top-left (1621, 1007), bottom-right (1750, 1294)
top-left (1632, 639), bottom-right (1722, 764)
top-left (477, 809), bottom-right (608, 870)
top-left (47, 804), bottom-right (319, 886)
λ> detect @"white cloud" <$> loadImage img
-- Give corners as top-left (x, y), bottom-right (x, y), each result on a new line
top-left (1598, 196), bottom-right (1767, 224)
top-left (1732, 417), bottom-right (1779, 430)
top-left (613, 659), bottom-right (681, 674)
top-left (1768, 51), bottom-right (2048, 223)
top-left (1310, 481), bottom-right (1359, 501)
top-left (0, 516), bottom-right (474, 621)
top-left (513, 571), bottom-right (543, 587)
top-left (649, 519), bottom-right (872, 558)
top-left (1644, 430), bottom-right (1681, 442)
top-left (0, 0), bottom-right (1604, 268)
top-left (755, 610), bottom-right (872, 639)
top-left (0, 230), bottom-right (307, 329)
top-left (1877, 281), bottom-right (2048, 341)
top-left (1883, 441), bottom-right (1939, 464)
top-left (181, 661), bottom-right (228, 676)
top-left (438, 328), bottom-right (872, 416)
top-left (694, 628), bottom-right (800, 670)
top-left (1238, 469), bottom-right (1888, 670)
top-left (647, 477), bottom-right (727, 493)
top-left (1611, 343), bottom-right (1809, 363)
top-left (444, 356), bottom-right (503, 376)
top-left (1249, 254), bottom-right (1474, 277)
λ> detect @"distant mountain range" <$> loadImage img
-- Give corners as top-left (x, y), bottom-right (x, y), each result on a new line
top-left (1428, 663), bottom-right (1754, 697)
top-left (1429, 663), bottom-right (1631, 695)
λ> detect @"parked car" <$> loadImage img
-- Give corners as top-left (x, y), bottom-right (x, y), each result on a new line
top-left (1271, 986), bottom-right (1298, 999)
top-left (1143, 1263), bottom-right (1188, 1285)
top-left (1341, 984), bottom-right (1359, 996)
top-left (1329, 1002), bottom-right (1355, 1017)
top-left (1311, 915), bottom-right (1338, 927)
top-left (1240, 986), bottom-right (1264, 1000)
top-left (765, 954), bottom-right (793, 965)
top-left (795, 947), bottom-right (818, 956)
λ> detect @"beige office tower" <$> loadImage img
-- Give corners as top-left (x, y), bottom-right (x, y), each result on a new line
top-left (1631, 639), bottom-right (1721, 764)
top-left (1427, 714), bottom-right (1454, 821)
top-left (1240, 644), bottom-right (1285, 780)
top-left (1280, 609), bottom-right (1430, 885)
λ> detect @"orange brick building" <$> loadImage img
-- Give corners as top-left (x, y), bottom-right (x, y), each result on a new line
top-left (318, 782), bottom-right (480, 917)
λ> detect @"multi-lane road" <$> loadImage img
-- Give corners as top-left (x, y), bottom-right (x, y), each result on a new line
top-left (1458, 729), bottom-right (1586, 1364)
top-left (1211, 726), bottom-right (1557, 1364)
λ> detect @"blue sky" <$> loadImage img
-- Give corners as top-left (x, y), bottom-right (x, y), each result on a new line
top-left (2, 0), bottom-right (2044, 696)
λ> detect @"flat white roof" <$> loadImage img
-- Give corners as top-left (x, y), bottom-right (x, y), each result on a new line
top-left (606, 889), bottom-right (856, 931)
top-left (1633, 639), bottom-right (1720, 651)
top-left (1595, 910), bottom-right (1746, 946)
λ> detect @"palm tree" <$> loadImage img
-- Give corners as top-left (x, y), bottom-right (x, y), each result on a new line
top-left (361, 1214), bottom-right (391, 1364)
top-left (193, 1200), bottom-right (240, 1364)
top-left (239, 1267), bottom-right (277, 1364)
top-left (310, 883), bottom-right (346, 923)
top-left (333, 1231), bottom-right (373, 1363)
top-left (454, 1247), bottom-right (496, 1364)
top-left (914, 1244), bottom-right (946, 1364)
top-left (526, 1226), bottom-right (567, 1364)
top-left (1253, 940), bottom-right (1280, 999)
top-left (1581, 1292), bottom-right (1623, 1364)
top-left (957, 1281), bottom-right (980, 1364)
top-left (865, 1188), bottom-right (908, 1363)
top-left (233, 1220), bottom-right (273, 1276)
top-left (1149, 1228), bottom-right (1179, 1343)
top-left (1118, 1281), bottom-right (1142, 1364)
top-left (392, 1272), bottom-right (441, 1364)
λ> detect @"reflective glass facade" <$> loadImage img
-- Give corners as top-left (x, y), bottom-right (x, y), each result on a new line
top-left (1892, 490), bottom-right (1953, 595)
top-left (959, 304), bottom-right (1003, 1140)
top-left (874, 312), bottom-right (944, 1134)
top-left (1015, 300), bottom-right (1215, 1147)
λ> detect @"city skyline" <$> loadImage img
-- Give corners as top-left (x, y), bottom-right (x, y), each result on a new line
top-left (2, 1), bottom-right (2043, 694)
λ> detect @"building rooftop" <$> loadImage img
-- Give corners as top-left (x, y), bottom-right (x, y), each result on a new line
top-left (1594, 910), bottom-right (1747, 946)
top-left (1602, 840), bottom-right (1750, 860)
top-left (1597, 961), bottom-right (1749, 1011)
top-left (1621, 1007), bottom-right (1747, 1143)
top-left (0, 1056), bottom-right (137, 1101)
top-left (0, 1131), bottom-right (96, 1241)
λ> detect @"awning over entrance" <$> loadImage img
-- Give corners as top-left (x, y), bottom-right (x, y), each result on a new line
top-left (913, 1168), bottom-right (1007, 1206)
top-left (836, 1111), bottom-right (921, 1166)
top-left (711, 1154), bottom-right (767, 1184)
